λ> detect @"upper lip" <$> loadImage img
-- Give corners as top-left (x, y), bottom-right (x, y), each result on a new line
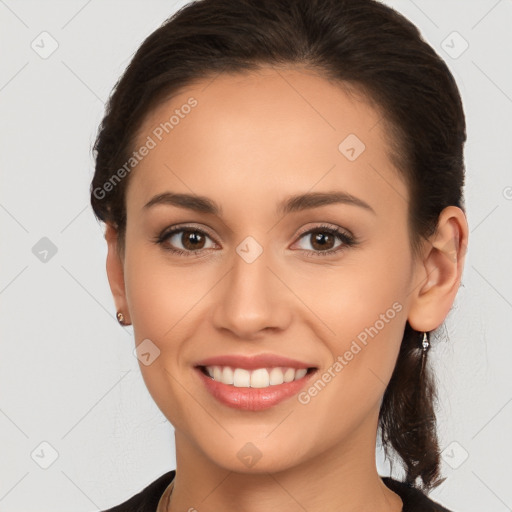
top-left (194, 353), bottom-right (317, 370)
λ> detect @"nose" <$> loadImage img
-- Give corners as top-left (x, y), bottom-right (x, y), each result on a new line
top-left (211, 244), bottom-right (292, 340)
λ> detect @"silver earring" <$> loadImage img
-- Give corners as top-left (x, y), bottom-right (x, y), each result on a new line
top-left (421, 331), bottom-right (430, 351)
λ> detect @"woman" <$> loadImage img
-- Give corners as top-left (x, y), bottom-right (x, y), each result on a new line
top-left (91, 0), bottom-right (468, 510)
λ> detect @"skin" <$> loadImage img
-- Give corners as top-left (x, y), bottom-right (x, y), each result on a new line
top-left (104, 66), bottom-right (468, 512)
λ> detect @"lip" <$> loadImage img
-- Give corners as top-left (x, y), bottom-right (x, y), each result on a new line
top-left (194, 353), bottom-right (317, 370)
top-left (194, 366), bottom-right (318, 411)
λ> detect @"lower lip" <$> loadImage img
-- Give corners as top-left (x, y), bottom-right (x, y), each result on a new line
top-left (194, 367), bottom-right (317, 411)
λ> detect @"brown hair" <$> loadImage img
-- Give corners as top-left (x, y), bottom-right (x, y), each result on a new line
top-left (90, 0), bottom-right (466, 492)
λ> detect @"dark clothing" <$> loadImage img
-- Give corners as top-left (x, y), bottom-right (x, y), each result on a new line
top-left (381, 476), bottom-right (454, 511)
top-left (100, 470), bottom-right (454, 511)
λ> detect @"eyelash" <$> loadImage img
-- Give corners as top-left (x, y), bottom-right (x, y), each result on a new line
top-left (153, 223), bottom-right (357, 259)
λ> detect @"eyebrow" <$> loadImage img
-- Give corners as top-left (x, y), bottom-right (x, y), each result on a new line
top-left (143, 191), bottom-right (376, 216)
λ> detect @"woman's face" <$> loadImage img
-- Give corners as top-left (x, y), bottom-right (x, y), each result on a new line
top-left (115, 67), bottom-right (423, 473)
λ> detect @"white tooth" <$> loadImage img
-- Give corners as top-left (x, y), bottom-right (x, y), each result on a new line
top-left (283, 367), bottom-right (296, 383)
top-left (213, 366), bottom-right (223, 382)
top-left (233, 368), bottom-right (251, 387)
top-left (269, 367), bottom-right (285, 385)
top-left (205, 366), bottom-right (308, 387)
top-left (251, 368), bottom-right (270, 388)
top-left (294, 368), bottom-right (307, 380)
top-left (222, 366), bottom-right (234, 385)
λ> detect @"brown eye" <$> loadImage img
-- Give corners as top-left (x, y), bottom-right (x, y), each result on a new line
top-left (306, 231), bottom-right (337, 251)
top-left (156, 226), bottom-right (217, 256)
top-left (293, 225), bottom-right (356, 257)
top-left (179, 230), bottom-right (207, 250)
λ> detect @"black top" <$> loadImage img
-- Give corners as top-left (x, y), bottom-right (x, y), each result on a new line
top-left (100, 470), bottom-right (454, 512)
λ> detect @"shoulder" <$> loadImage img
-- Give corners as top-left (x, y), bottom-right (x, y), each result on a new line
top-left (100, 470), bottom-right (176, 512)
top-left (381, 477), bottom-right (455, 512)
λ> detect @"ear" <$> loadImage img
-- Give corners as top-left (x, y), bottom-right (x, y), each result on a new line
top-left (407, 206), bottom-right (468, 332)
top-left (104, 223), bottom-right (131, 325)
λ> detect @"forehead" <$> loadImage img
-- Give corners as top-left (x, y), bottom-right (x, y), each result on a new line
top-left (127, 66), bottom-right (408, 220)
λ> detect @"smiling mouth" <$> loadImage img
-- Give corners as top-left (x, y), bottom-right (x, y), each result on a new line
top-left (197, 365), bottom-right (317, 388)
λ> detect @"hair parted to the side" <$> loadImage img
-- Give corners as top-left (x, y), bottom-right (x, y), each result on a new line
top-left (90, 0), bottom-right (466, 492)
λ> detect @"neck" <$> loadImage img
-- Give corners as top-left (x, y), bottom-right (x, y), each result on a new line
top-left (166, 407), bottom-right (402, 512)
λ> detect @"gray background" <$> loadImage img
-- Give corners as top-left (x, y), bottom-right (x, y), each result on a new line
top-left (1, 0), bottom-right (511, 510)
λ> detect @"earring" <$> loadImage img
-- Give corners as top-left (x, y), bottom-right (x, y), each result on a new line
top-left (421, 331), bottom-right (430, 351)
top-left (116, 311), bottom-right (126, 325)
top-left (419, 331), bottom-right (430, 379)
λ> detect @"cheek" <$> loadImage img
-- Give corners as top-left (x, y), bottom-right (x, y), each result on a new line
top-left (122, 247), bottom-right (206, 420)
top-left (124, 254), bottom-right (206, 339)
top-left (293, 248), bottom-right (409, 336)
top-left (299, 245), bottom-right (410, 384)
top-left (292, 271), bottom-right (408, 432)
